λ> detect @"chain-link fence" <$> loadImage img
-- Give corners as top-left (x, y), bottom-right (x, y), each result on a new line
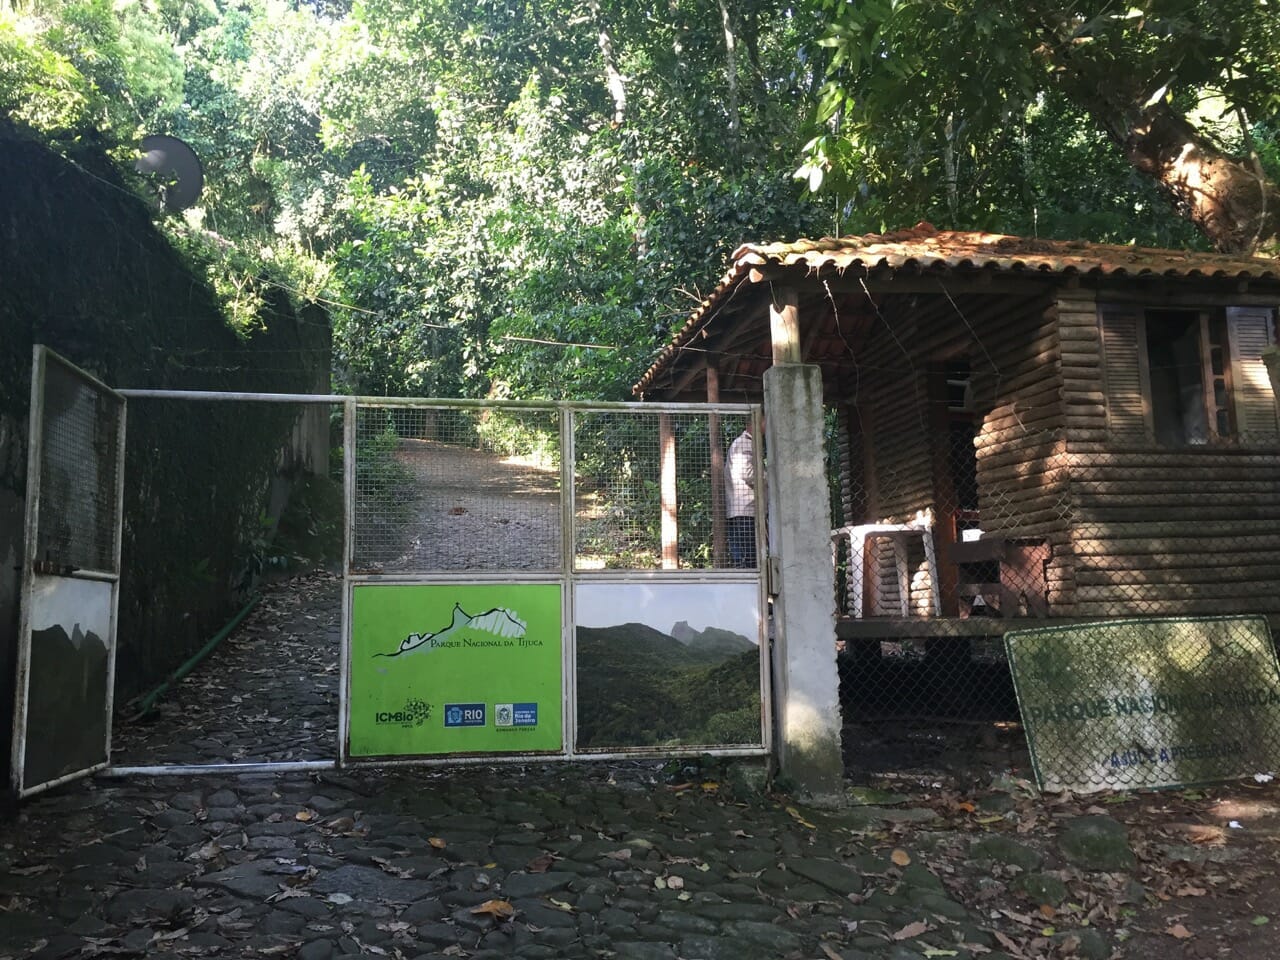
top-left (111, 396), bottom-right (345, 766)
top-left (352, 404), bottom-right (561, 573)
top-left (830, 346), bottom-right (1280, 782)
top-left (573, 410), bottom-right (755, 570)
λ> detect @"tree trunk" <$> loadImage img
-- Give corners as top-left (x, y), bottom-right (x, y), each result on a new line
top-left (586, 0), bottom-right (626, 125)
top-left (1040, 25), bottom-right (1280, 254)
top-left (1108, 103), bottom-right (1280, 254)
top-left (717, 0), bottom-right (741, 142)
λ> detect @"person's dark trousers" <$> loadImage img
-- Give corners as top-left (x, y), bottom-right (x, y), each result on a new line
top-left (727, 516), bottom-right (756, 568)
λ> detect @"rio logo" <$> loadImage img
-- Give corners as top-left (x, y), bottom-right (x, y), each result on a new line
top-left (444, 703), bottom-right (486, 727)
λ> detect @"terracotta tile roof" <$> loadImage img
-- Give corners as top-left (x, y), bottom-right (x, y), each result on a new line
top-left (633, 223), bottom-right (1280, 395)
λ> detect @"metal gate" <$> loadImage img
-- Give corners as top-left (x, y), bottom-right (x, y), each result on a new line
top-left (341, 400), bottom-right (770, 765)
top-left (14, 375), bottom-right (768, 784)
top-left (10, 347), bottom-right (126, 797)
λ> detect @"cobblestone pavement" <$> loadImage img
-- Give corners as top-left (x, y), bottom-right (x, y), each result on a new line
top-left (5, 572), bottom-right (1007, 960)
top-left (9, 573), bottom-right (1280, 959)
top-left (111, 572), bottom-right (340, 766)
top-left (0, 763), bottom-right (1010, 960)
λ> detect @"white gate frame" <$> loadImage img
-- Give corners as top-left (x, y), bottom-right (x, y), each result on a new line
top-left (342, 398), bottom-right (770, 767)
top-left (12, 347), bottom-right (127, 797)
top-left (92, 391), bottom-right (770, 778)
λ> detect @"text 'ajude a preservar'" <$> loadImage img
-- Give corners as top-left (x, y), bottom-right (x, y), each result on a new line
top-left (1006, 616), bottom-right (1280, 793)
top-left (341, 400), bottom-right (771, 764)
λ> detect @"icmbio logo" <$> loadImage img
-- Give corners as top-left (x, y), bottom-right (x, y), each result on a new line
top-left (374, 698), bottom-right (432, 727)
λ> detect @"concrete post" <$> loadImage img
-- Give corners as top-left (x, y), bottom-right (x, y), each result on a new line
top-left (763, 362), bottom-right (844, 803)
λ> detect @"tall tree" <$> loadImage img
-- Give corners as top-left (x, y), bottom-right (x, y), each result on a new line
top-left (805, 0), bottom-right (1280, 252)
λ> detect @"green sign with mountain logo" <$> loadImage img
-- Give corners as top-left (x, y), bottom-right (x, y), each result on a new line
top-left (348, 583), bottom-right (563, 757)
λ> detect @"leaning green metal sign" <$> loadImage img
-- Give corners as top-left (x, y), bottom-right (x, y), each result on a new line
top-left (347, 583), bottom-right (562, 757)
top-left (1006, 616), bottom-right (1280, 793)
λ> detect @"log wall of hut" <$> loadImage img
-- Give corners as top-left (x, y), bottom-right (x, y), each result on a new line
top-left (968, 294), bottom-right (1074, 615)
top-left (844, 297), bottom-right (937, 616)
top-left (836, 288), bottom-right (1064, 617)
top-left (1057, 289), bottom-right (1280, 619)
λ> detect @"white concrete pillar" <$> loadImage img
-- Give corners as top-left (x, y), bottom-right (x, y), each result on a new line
top-left (763, 362), bottom-right (844, 802)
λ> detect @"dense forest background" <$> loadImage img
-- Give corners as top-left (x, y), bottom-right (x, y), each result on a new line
top-left (3, 0), bottom-right (1277, 400)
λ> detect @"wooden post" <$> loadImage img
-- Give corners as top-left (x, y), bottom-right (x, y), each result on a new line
top-left (707, 363), bottom-right (727, 566)
top-left (659, 412), bottom-right (678, 569)
top-left (770, 287), bottom-right (802, 364)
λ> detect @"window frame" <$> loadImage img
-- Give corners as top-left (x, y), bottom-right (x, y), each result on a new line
top-left (1098, 302), bottom-right (1279, 449)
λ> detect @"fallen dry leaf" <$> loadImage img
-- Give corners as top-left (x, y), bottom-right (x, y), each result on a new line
top-left (1184, 824), bottom-right (1225, 845)
top-left (785, 806), bottom-right (817, 829)
top-left (1038, 903), bottom-right (1056, 919)
top-left (992, 929), bottom-right (1026, 957)
top-left (820, 944), bottom-right (843, 960)
top-left (891, 849), bottom-right (912, 867)
top-left (604, 848), bottom-right (633, 861)
top-left (267, 887), bottom-right (311, 903)
top-left (470, 899), bottom-right (515, 921)
top-left (667, 875), bottom-right (685, 890)
top-left (295, 810), bottom-right (314, 822)
top-left (1166, 923), bottom-right (1195, 939)
top-left (428, 837), bottom-right (447, 849)
top-left (372, 857), bottom-right (413, 879)
top-left (9, 865), bottom-right (50, 877)
top-left (527, 854), bottom-right (556, 873)
top-left (892, 920), bottom-right (929, 940)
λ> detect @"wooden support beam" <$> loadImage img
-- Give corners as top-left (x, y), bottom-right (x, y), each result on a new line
top-left (707, 364), bottom-right (728, 567)
top-left (770, 287), bottom-right (802, 364)
top-left (660, 413), bottom-right (678, 569)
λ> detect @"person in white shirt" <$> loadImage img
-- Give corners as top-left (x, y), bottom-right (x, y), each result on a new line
top-left (725, 420), bottom-right (759, 567)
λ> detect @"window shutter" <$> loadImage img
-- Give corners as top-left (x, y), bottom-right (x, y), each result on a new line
top-left (1098, 305), bottom-right (1151, 444)
top-left (1227, 306), bottom-right (1280, 445)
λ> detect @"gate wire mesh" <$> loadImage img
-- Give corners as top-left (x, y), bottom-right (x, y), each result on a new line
top-left (113, 396), bottom-right (345, 761)
top-left (37, 356), bottom-right (123, 574)
top-left (351, 405), bottom-right (756, 573)
top-left (831, 349), bottom-right (1280, 782)
top-left (114, 399), bottom-right (343, 706)
top-left (574, 410), bottom-right (752, 570)
top-left (352, 405), bottom-right (561, 572)
top-left (349, 401), bottom-right (767, 756)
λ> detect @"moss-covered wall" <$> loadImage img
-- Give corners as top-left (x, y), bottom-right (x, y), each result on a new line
top-left (0, 125), bottom-right (330, 779)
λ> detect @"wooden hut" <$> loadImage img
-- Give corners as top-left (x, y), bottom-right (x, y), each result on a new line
top-left (634, 225), bottom-right (1280, 641)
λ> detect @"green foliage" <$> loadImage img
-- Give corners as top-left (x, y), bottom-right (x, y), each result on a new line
top-left (577, 624), bottom-right (761, 747)
top-left (803, 0), bottom-right (1280, 247)
top-left (357, 420), bottom-right (415, 506)
top-left (0, 12), bottom-right (91, 133)
top-left (13, 0), bottom-right (1267, 401)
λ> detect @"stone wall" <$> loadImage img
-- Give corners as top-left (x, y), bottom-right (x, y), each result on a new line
top-left (0, 125), bottom-right (330, 784)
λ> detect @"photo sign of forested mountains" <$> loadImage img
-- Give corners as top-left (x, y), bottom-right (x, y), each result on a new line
top-left (576, 620), bottom-right (760, 749)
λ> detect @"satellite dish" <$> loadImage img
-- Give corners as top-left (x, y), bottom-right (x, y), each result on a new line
top-left (135, 134), bottom-right (204, 212)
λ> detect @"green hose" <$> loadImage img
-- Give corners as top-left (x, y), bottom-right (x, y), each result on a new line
top-left (134, 594), bottom-right (260, 717)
